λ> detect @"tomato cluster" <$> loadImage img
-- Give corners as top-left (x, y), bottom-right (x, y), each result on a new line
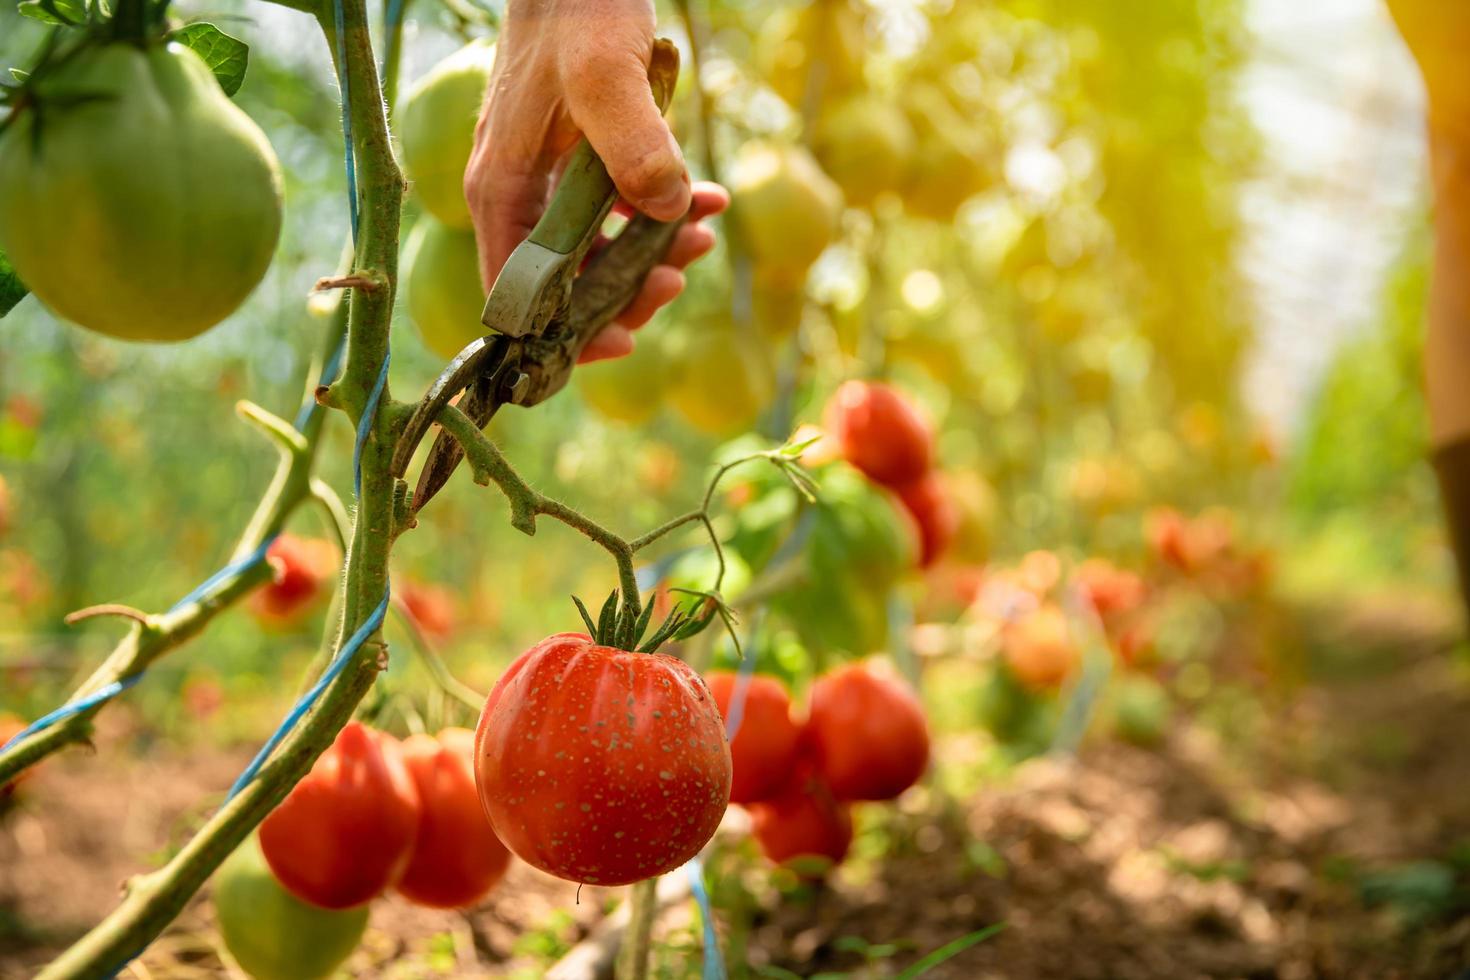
top-left (822, 381), bottom-right (957, 569)
top-left (705, 662), bottom-right (930, 877)
top-left (255, 721), bottom-right (510, 911)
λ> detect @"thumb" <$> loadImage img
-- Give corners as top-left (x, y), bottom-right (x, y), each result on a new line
top-left (561, 48), bottom-right (690, 221)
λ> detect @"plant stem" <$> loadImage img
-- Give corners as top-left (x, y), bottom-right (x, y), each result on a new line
top-left (0, 311), bottom-right (345, 791)
top-left (615, 877), bottom-right (660, 980)
top-left (36, 0), bottom-right (404, 973)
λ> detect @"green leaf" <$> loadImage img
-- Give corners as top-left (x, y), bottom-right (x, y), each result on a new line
top-left (0, 249), bottom-right (28, 319)
top-left (17, 0), bottom-right (86, 24)
top-left (171, 23), bottom-right (248, 97)
top-left (894, 924), bottom-right (1007, 979)
top-left (9, 69), bottom-right (30, 82)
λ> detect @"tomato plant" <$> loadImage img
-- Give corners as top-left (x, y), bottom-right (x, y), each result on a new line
top-left (259, 722), bottom-right (421, 909)
top-left (805, 662), bottom-right (930, 802)
top-left (474, 631), bottom-right (731, 886)
top-left (0, 41), bottom-right (282, 341)
top-left (704, 671), bottom-right (802, 805)
top-left (748, 767), bottom-right (853, 875)
top-left (396, 728), bottom-right (512, 909)
top-left (213, 834), bottom-right (368, 980)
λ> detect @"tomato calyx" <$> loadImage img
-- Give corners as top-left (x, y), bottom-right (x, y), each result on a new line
top-left (568, 588), bottom-right (722, 654)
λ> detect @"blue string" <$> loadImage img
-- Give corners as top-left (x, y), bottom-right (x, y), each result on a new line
top-left (226, 589), bottom-right (392, 800)
top-left (354, 351), bottom-right (391, 497)
top-left (684, 857), bottom-right (727, 980)
top-left (333, 0), bottom-right (360, 244)
top-left (0, 675), bottom-right (143, 752)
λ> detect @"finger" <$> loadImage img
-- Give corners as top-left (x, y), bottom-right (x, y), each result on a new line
top-left (562, 47), bottom-right (691, 220)
top-left (614, 265), bottom-right (684, 329)
top-left (688, 181), bottom-right (730, 221)
top-left (579, 325), bottom-right (635, 363)
top-left (662, 223), bottom-right (717, 270)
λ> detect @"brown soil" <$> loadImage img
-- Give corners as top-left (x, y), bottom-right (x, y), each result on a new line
top-left (3, 594), bottom-right (1469, 979)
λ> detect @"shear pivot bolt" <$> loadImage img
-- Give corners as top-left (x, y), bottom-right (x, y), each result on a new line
top-left (500, 371), bottom-right (531, 405)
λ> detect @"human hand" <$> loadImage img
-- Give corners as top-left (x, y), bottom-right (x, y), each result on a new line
top-left (463, 0), bottom-right (728, 362)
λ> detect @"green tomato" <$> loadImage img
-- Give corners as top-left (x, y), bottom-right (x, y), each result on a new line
top-left (402, 217), bottom-right (486, 361)
top-left (667, 323), bottom-right (776, 437)
top-left (576, 332), bottom-right (670, 424)
top-left (0, 42), bottom-right (283, 342)
top-left (812, 95), bottom-right (915, 208)
top-left (213, 835), bottom-right (368, 980)
top-left (806, 463), bottom-right (916, 591)
top-left (728, 141), bottom-right (842, 284)
top-left (398, 40), bottom-right (496, 228)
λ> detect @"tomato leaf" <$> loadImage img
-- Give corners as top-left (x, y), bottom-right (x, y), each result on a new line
top-left (0, 250), bottom-right (29, 319)
top-left (172, 23), bottom-right (249, 97)
top-left (17, 0), bottom-right (86, 25)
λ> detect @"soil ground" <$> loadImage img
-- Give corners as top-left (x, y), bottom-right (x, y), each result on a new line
top-left (3, 592), bottom-right (1469, 979)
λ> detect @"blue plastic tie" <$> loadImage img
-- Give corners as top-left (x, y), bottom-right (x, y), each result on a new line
top-left (684, 857), bottom-right (727, 980)
top-left (332, 0), bottom-right (360, 244)
top-left (353, 351), bottom-right (391, 497)
top-left (0, 675), bottom-right (143, 752)
top-left (226, 588), bottom-right (391, 801)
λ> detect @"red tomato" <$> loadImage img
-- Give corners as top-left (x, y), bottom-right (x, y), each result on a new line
top-left (259, 722), bottom-right (421, 909)
top-left (399, 580), bottom-right (458, 640)
top-left (1072, 558), bottom-right (1145, 622)
top-left (1003, 604), bottom-right (1078, 690)
top-left (250, 535), bottom-right (337, 624)
top-left (703, 672), bottom-right (802, 805)
top-left (474, 633), bottom-right (731, 886)
top-left (748, 769), bottom-right (853, 873)
top-left (895, 472), bottom-right (958, 568)
top-left (397, 728), bottom-right (512, 909)
top-left (823, 380), bottom-right (933, 488)
top-left (804, 662), bottom-right (929, 802)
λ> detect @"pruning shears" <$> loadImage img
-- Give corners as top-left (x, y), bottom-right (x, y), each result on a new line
top-left (392, 39), bottom-right (686, 514)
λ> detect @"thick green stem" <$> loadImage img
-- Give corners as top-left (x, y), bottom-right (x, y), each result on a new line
top-left (35, 1), bottom-right (404, 974)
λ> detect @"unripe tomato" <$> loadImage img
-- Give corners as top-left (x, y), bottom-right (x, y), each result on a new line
top-left (250, 535), bottom-right (337, 626)
top-left (751, 274), bottom-right (806, 340)
top-left (729, 141), bottom-right (842, 284)
top-left (397, 728), bottom-right (512, 909)
top-left (748, 770), bottom-right (853, 875)
top-left (575, 330), bottom-right (670, 425)
top-left (804, 662), bottom-right (929, 802)
top-left (402, 217), bottom-right (486, 361)
top-left (213, 834), bottom-right (368, 980)
top-left (812, 95), bottom-right (915, 208)
top-left (0, 42), bottom-right (283, 342)
top-left (1003, 604), bottom-right (1078, 691)
top-left (758, 0), bottom-right (866, 112)
top-left (895, 472), bottom-right (958, 568)
top-left (823, 380), bottom-right (934, 488)
top-left (474, 633), bottom-right (731, 886)
top-left (901, 85), bottom-right (993, 222)
top-left (398, 39), bottom-right (497, 228)
top-left (703, 672), bottom-right (802, 805)
top-left (667, 323), bottom-right (775, 437)
top-left (259, 722), bottom-right (421, 909)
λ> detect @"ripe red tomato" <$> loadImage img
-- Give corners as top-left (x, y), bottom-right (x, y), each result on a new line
top-left (823, 380), bottom-right (933, 488)
top-left (805, 662), bottom-right (929, 802)
top-left (1072, 559), bottom-right (1145, 622)
top-left (250, 535), bottom-right (337, 624)
top-left (895, 472), bottom-right (958, 568)
top-left (397, 728), bottom-right (512, 909)
top-left (748, 769), bottom-right (853, 874)
top-left (259, 722), bottom-right (421, 909)
top-left (474, 633), bottom-right (731, 886)
top-left (398, 580), bottom-right (458, 640)
top-left (703, 672), bottom-right (803, 805)
top-left (1003, 604), bottom-right (1079, 690)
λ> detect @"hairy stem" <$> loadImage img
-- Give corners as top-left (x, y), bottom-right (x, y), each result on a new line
top-left (616, 877), bottom-right (660, 980)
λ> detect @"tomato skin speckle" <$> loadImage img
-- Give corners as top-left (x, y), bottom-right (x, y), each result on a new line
top-left (474, 633), bottom-right (732, 886)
